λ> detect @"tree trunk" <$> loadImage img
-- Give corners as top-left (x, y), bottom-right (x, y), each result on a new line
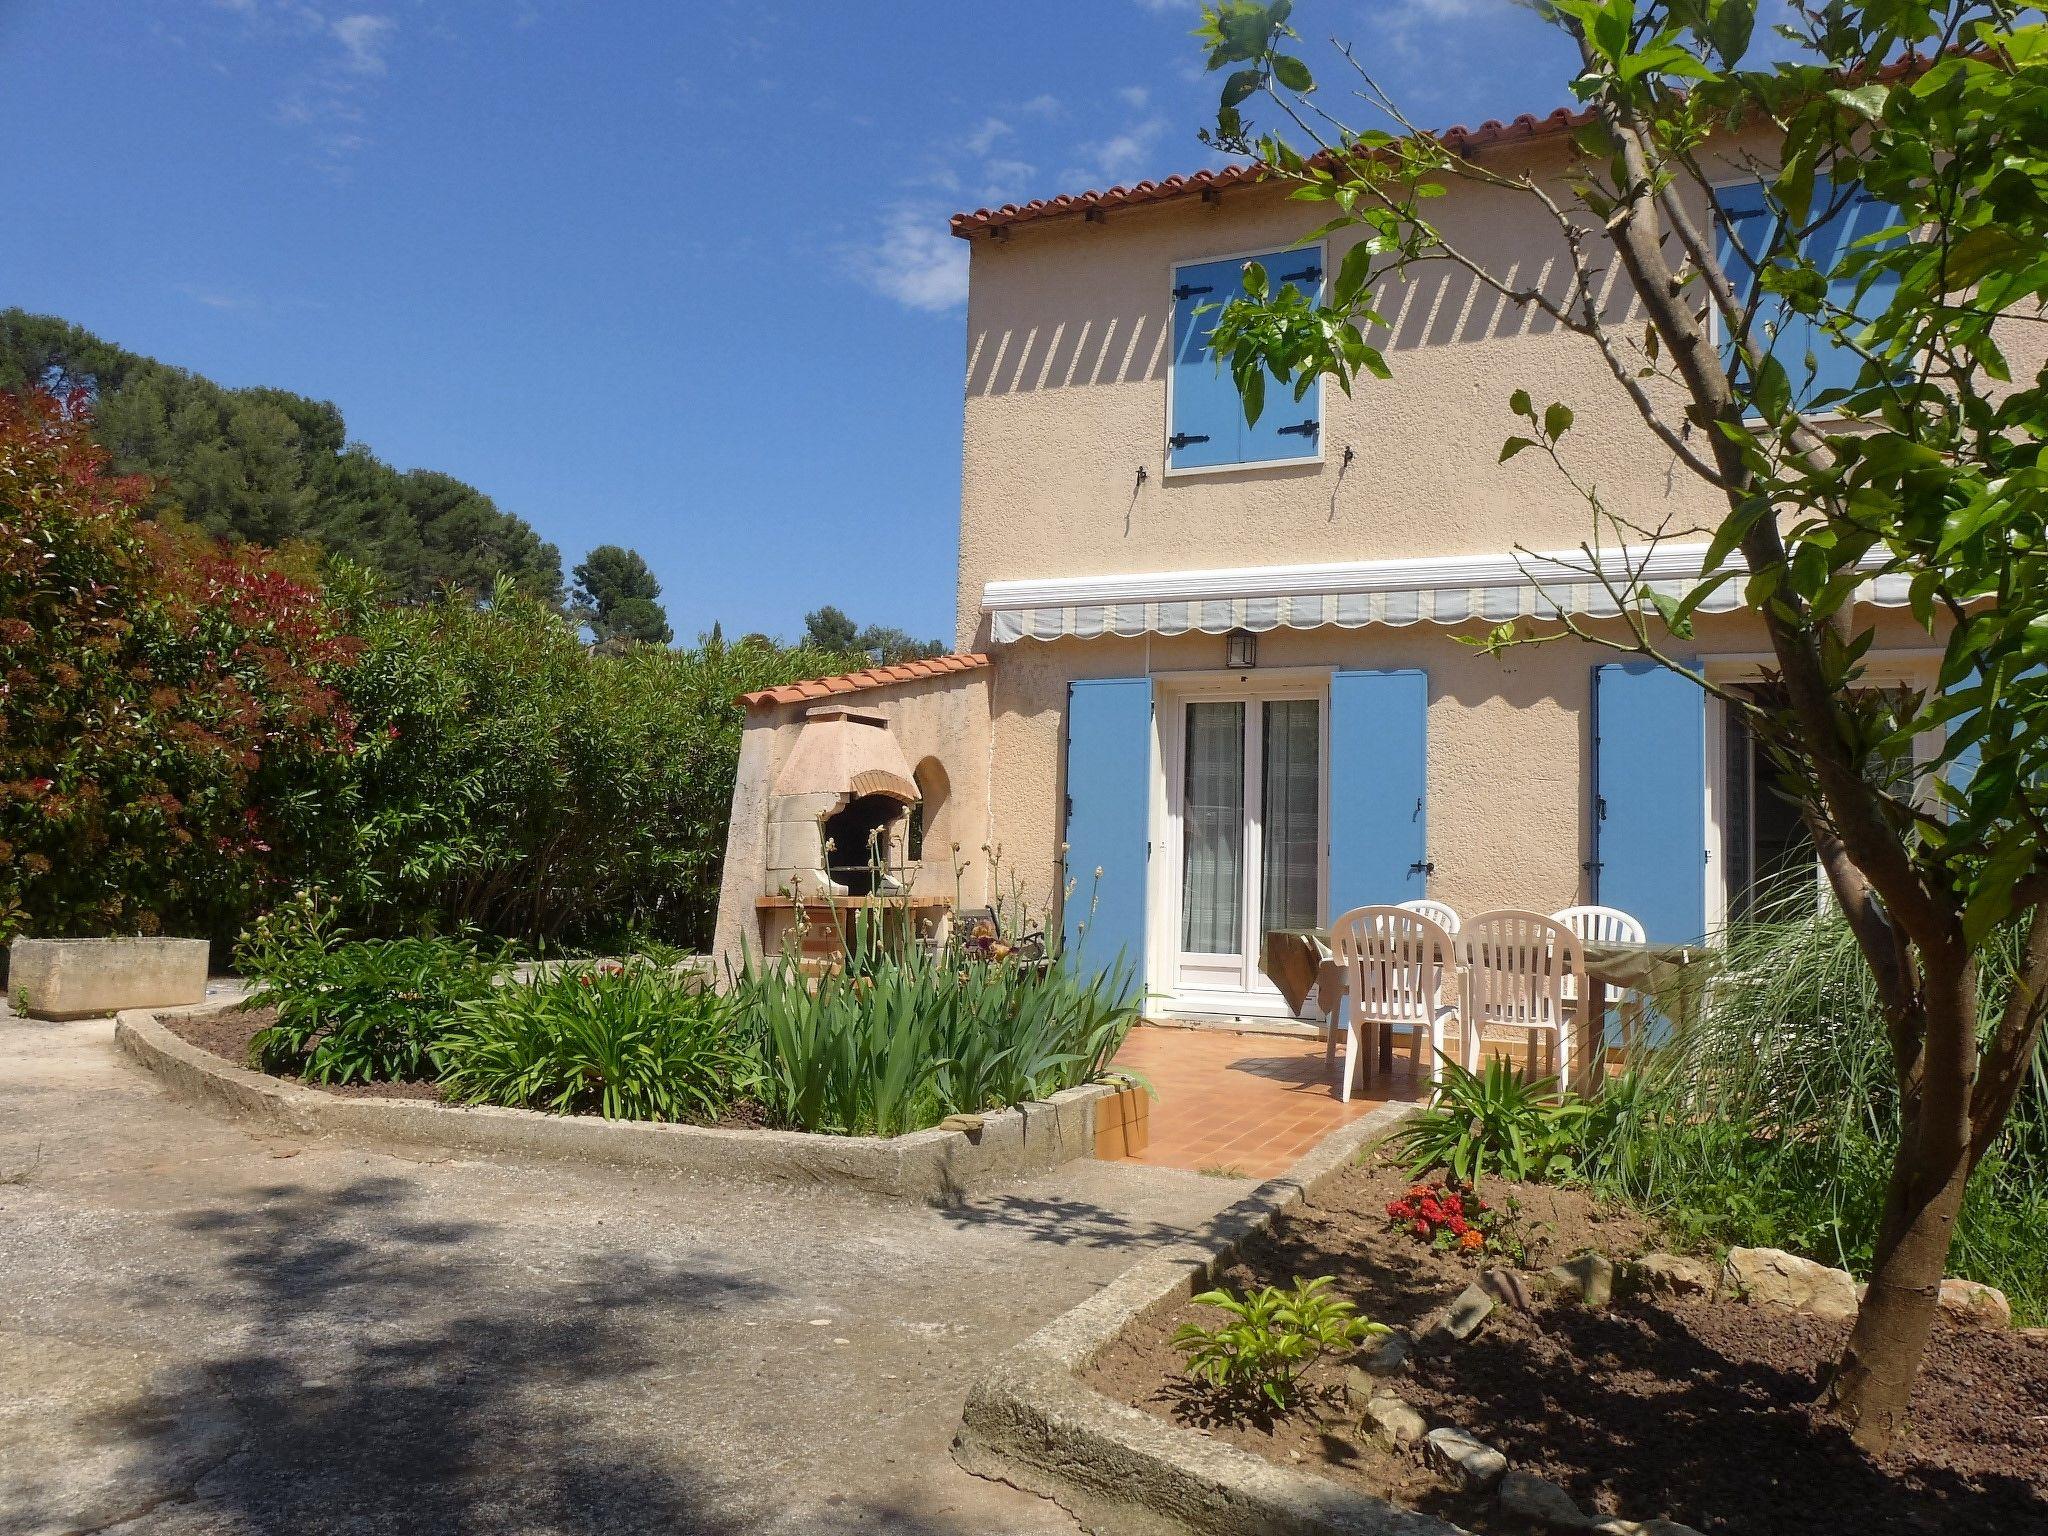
top-left (1822, 1135), bottom-right (1970, 1451)
top-left (1823, 968), bottom-right (1978, 1453)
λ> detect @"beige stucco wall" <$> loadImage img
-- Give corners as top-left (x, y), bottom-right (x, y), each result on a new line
top-left (710, 670), bottom-right (993, 977)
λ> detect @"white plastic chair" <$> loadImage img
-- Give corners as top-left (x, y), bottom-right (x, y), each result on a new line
top-left (1550, 903), bottom-right (1646, 1057)
top-left (1461, 910), bottom-right (1585, 1084)
top-left (1397, 898), bottom-right (1462, 935)
top-left (1328, 906), bottom-right (1467, 1101)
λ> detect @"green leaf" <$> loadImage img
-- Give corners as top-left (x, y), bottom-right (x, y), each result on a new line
top-left (1270, 53), bottom-right (1314, 91)
top-left (1543, 401), bottom-right (1575, 440)
top-left (1221, 68), bottom-right (1263, 109)
top-left (1509, 388), bottom-right (1533, 418)
top-left (1500, 436), bottom-right (1538, 462)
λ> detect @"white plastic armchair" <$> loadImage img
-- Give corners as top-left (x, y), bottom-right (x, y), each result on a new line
top-left (1328, 906), bottom-right (1466, 1101)
top-left (1551, 903), bottom-right (1647, 1057)
top-left (1461, 910), bottom-right (1585, 1083)
top-left (1397, 898), bottom-right (1462, 935)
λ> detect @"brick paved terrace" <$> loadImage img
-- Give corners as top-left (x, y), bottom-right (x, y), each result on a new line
top-left (1108, 1023), bottom-right (1423, 1179)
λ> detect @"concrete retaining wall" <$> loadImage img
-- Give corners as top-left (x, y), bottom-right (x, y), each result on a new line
top-left (951, 1101), bottom-right (1467, 1536)
top-left (10, 938), bottom-right (210, 1020)
top-left (116, 1004), bottom-right (1115, 1202)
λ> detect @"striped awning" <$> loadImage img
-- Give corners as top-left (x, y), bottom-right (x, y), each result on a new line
top-left (984, 544), bottom-right (1914, 644)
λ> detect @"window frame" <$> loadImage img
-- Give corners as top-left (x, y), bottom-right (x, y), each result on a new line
top-left (1162, 240), bottom-right (1329, 480)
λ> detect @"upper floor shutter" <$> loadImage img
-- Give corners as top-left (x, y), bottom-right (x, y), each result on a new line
top-left (1169, 250), bottom-right (1324, 470)
top-left (1715, 177), bottom-right (1902, 410)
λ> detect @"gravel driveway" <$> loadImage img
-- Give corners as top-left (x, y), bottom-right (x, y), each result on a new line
top-left (0, 1006), bottom-right (1258, 1536)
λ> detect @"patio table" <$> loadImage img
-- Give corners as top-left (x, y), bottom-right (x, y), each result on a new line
top-left (1259, 928), bottom-right (1713, 1091)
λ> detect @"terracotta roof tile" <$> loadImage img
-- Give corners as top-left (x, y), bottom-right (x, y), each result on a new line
top-left (739, 652), bottom-right (991, 711)
top-left (949, 54), bottom-right (1944, 238)
top-left (949, 106), bottom-right (1595, 237)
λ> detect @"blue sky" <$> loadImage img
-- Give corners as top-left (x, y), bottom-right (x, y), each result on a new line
top-left (0, 1), bottom-right (1581, 644)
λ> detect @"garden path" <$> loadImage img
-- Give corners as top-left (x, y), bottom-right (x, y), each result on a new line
top-left (0, 1003), bottom-right (1261, 1536)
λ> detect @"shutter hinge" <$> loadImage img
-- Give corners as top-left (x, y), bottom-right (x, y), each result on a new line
top-left (1408, 859), bottom-right (1436, 876)
top-left (1276, 419), bottom-right (1319, 438)
top-left (1169, 431), bottom-right (1211, 449)
top-left (1595, 795), bottom-right (1608, 822)
top-left (1582, 859), bottom-right (1603, 872)
top-left (1281, 264), bottom-right (1323, 283)
top-left (1172, 282), bottom-right (1214, 301)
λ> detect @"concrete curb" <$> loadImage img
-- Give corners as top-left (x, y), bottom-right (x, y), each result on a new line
top-left (115, 1003), bottom-right (1115, 1202)
top-left (952, 1100), bottom-right (1471, 1536)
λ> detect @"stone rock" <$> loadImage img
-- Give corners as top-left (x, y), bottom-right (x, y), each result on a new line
top-left (1355, 1327), bottom-right (1416, 1376)
top-left (1725, 1247), bottom-right (1857, 1321)
top-left (1423, 1284), bottom-right (1496, 1344)
top-left (1498, 1469), bottom-right (1590, 1529)
top-left (1362, 1390), bottom-right (1429, 1449)
top-left (1482, 1267), bottom-right (1544, 1312)
top-left (1423, 1426), bottom-right (1509, 1492)
top-left (1938, 1278), bottom-right (2012, 1330)
top-left (2016, 1326), bottom-right (2048, 1348)
top-left (1625, 1253), bottom-right (1718, 1300)
top-left (1591, 1520), bottom-right (1707, 1536)
top-left (1544, 1253), bottom-right (1615, 1308)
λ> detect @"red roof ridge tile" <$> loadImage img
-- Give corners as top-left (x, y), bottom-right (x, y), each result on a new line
top-left (950, 52), bottom-right (1947, 238)
top-left (738, 652), bottom-right (990, 711)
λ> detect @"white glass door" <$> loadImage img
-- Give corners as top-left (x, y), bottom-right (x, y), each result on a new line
top-left (1168, 688), bottom-right (1325, 1012)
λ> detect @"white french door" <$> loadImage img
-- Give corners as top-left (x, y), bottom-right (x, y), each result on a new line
top-left (1159, 681), bottom-right (1326, 1017)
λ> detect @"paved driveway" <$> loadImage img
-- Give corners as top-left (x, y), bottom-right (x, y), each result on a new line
top-left (0, 1008), bottom-right (1259, 1536)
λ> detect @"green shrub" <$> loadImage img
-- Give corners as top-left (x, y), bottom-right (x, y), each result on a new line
top-left (733, 936), bottom-right (1138, 1137)
top-left (436, 961), bottom-right (746, 1122)
top-left (1593, 910), bottom-right (2048, 1322)
top-left (1172, 1277), bottom-right (1386, 1411)
top-left (1390, 1055), bottom-right (1594, 1185)
top-left (244, 930), bottom-right (503, 1084)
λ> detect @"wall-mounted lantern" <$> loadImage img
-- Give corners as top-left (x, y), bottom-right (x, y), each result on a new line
top-left (1226, 628), bottom-right (1258, 669)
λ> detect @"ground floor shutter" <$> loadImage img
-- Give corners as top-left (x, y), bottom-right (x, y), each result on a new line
top-left (1593, 662), bottom-right (1705, 942)
top-left (1328, 668), bottom-right (1428, 916)
top-left (1061, 678), bottom-right (1152, 986)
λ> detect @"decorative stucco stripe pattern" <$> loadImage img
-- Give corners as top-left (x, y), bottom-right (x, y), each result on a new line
top-left (984, 551), bottom-right (1913, 644)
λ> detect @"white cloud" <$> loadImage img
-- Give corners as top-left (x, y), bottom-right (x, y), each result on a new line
top-left (846, 205), bottom-right (970, 314)
top-left (1017, 92), bottom-right (1061, 117)
top-left (1131, 0), bottom-right (1195, 11)
top-left (330, 13), bottom-right (395, 75)
top-left (1087, 116), bottom-right (1168, 182)
top-left (979, 157), bottom-right (1038, 203)
top-left (963, 116), bottom-right (1011, 155)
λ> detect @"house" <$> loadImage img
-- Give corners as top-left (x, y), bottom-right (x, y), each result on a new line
top-left (712, 103), bottom-right (2025, 1019)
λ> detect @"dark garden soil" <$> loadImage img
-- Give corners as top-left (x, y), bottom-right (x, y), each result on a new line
top-left (1087, 1152), bottom-right (2048, 1536)
top-left (162, 1006), bottom-right (447, 1100)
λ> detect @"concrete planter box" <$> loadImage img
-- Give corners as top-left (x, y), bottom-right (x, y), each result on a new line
top-left (116, 1002), bottom-right (1119, 1202)
top-left (9, 937), bottom-right (210, 1020)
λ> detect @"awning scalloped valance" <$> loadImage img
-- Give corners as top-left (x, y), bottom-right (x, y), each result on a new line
top-left (983, 543), bottom-right (1914, 644)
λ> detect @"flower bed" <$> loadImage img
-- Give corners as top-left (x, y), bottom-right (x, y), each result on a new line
top-left (1085, 1150), bottom-right (2048, 1536)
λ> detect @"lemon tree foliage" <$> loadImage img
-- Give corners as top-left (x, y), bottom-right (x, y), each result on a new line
top-left (1192, 0), bottom-right (2048, 1448)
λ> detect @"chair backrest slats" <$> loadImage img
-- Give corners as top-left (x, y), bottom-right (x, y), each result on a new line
top-left (1549, 904), bottom-right (1646, 946)
top-left (1397, 898), bottom-right (1462, 935)
top-left (1330, 905), bottom-right (1457, 1025)
top-left (1460, 910), bottom-right (1583, 1031)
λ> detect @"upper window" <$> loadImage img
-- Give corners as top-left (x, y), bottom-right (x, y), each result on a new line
top-left (1168, 248), bottom-right (1323, 472)
top-left (1714, 176), bottom-right (1903, 412)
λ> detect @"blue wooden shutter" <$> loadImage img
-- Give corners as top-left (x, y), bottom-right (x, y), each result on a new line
top-left (1238, 252), bottom-right (1325, 466)
top-left (1170, 256), bottom-right (1246, 470)
top-left (1715, 180), bottom-right (1782, 386)
top-left (1170, 250), bottom-right (1323, 470)
top-left (1062, 678), bottom-right (1153, 984)
top-left (1328, 668), bottom-right (1428, 916)
top-left (1593, 663), bottom-right (1706, 943)
top-left (1718, 177), bottom-right (1902, 409)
